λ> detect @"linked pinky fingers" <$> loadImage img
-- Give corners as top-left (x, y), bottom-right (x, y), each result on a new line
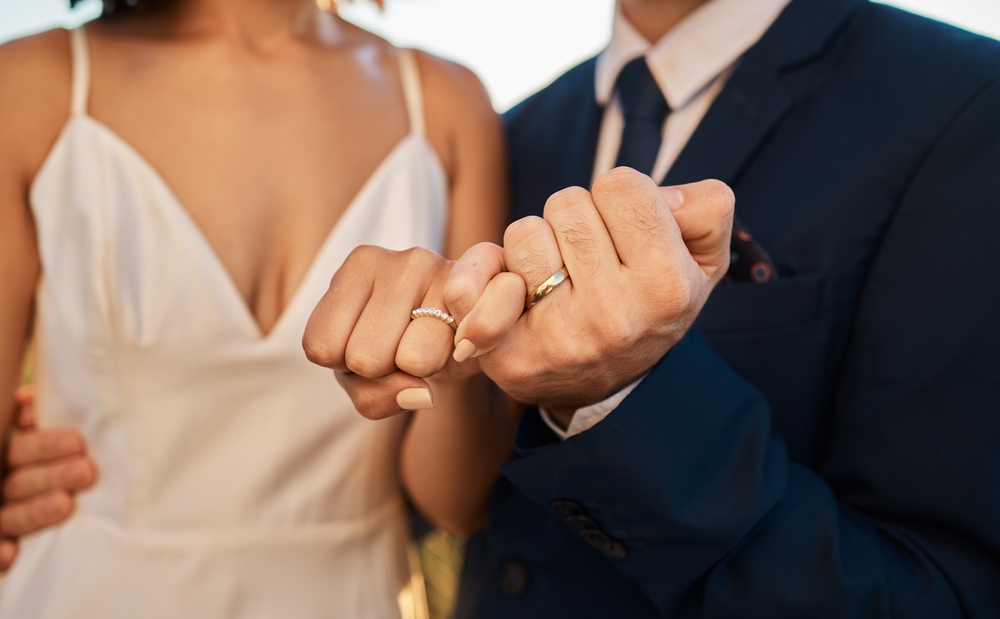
top-left (453, 272), bottom-right (526, 362)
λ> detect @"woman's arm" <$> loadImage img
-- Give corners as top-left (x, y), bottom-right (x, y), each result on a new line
top-left (0, 31), bottom-right (99, 568)
top-left (398, 53), bottom-right (516, 535)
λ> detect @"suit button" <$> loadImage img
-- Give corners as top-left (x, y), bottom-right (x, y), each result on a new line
top-left (581, 528), bottom-right (611, 551)
top-left (565, 514), bottom-right (600, 531)
top-left (551, 499), bottom-right (585, 517)
top-left (498, 560), bottom-right (529, 597)
top-left (605, 539), bottom-right (628, 559)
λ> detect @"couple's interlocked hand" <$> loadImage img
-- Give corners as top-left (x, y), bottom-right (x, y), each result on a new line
top-left (303, 168), bottom-right (735, 424)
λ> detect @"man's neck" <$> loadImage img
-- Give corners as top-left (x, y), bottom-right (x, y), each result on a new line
top-left (618, 0), bottom-right (712, 44)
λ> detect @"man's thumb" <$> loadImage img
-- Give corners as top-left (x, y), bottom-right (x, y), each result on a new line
top-left (661, 180), bottom-right (735, 282)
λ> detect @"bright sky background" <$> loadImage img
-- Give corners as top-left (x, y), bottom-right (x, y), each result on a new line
top-left (1, 0), bottom-right (999, 110)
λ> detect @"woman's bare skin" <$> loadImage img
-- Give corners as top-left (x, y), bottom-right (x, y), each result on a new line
top-left (0, 0), bottom-right (514, 568)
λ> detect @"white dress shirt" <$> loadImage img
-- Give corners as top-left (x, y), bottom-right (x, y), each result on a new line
top-left (541, 0), bottom-right (791, 440)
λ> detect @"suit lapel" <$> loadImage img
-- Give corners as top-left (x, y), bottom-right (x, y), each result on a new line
top-left (663, 46), bottom-right (791, 188)
top-left (663, 0), bottom-right (867, 188)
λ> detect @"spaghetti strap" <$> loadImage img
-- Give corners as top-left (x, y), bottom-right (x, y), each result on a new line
top-left (69, 28), bottom-right (91, 115)
top-left (398, 49), bottom-right (425, 136)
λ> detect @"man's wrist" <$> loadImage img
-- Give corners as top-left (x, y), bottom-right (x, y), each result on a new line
top-left (538, 374), bottom-right (649, 440)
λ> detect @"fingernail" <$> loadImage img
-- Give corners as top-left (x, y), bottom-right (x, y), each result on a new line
top-left (396, 388), bottom-right (434, 411)
top-left (663, 187), bottom-right (685, 211)
top-left (453, 339), bottom-right (478, 363)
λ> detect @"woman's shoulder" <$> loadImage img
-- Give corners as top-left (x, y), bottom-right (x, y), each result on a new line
top-left (406, 50), bottom-right (501, 180)
top-left (0, 28), bottom-right (74, 184)
top-left (413, 50), bottom-right (496, 126)
top-left (0, 28), bottom-right (72, 116)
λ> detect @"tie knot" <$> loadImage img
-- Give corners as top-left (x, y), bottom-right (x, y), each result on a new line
top-left (615, 57), bottom-right (670, 124)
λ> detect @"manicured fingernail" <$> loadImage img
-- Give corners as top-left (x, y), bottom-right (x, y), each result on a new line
top-left (663, 187), bottom-right (685, 210)
top-left (396, 388), bottom-right (434, 411)
top-left (453, 339), bottom-right (478, 363)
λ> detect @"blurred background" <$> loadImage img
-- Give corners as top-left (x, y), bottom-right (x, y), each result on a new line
top-left (2, 0), bottom-right (999, 111)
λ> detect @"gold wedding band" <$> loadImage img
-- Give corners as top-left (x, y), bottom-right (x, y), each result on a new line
top-left (411, 307), bottom-right (457, 330)
top-left (527, 267), bottom-right (570, 309)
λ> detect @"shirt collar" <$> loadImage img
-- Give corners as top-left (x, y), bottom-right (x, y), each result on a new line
top-left (595, 0), bottom-right (793, 110)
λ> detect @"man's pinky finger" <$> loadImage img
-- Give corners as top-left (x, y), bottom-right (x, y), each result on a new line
top-left (444, 242), bottom-right (506, 323)
top-left (0, 490), bottom-right (74, 538)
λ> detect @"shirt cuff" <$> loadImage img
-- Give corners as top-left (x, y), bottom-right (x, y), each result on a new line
top-left (538, 374), bottom-right (648, 440)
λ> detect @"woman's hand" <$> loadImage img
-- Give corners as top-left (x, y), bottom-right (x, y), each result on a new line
top-left (0, 387), bottom-right (99, 571)
top-left (303, 244), bottom-right (527, 421)
top-left (302, 246), bottom-right (513, 419)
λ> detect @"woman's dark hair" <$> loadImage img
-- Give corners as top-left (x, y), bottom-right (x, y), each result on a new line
top-left (69, 0), bottom-right (167, 18)
top-left (69, 0), bottom-right (384, 18)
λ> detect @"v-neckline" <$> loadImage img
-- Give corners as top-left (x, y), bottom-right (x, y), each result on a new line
top-left (77, 113), bottom-right (422, 341)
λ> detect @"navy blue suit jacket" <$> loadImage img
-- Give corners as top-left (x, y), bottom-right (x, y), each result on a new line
top-left (455, 0), bottom-right (1000, 617)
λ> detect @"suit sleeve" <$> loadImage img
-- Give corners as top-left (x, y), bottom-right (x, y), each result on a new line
top-left (498, 78), bottom-right (1000, 618)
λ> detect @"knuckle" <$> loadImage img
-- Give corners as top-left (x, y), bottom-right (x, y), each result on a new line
top-left (592, 166), bottom-right (647, 198)
top-left (543, 186), bottom-right (592, 218)
top-left (349, 244), bottom-right (381, 264)
top-left (344, 349), bottom-right (392, 379)
top-left (503, 216), bottom-right (546, 249)
top-left (302, 335), bottom-right (344, 369)
top-left (395, 348), bottom-right (445, 378)
top-left (659, 275), bottom-right (695, 316)
top-left (402, 246), bottom-right (441, 275)
top-left (593, 314), bottom-right (637, 353)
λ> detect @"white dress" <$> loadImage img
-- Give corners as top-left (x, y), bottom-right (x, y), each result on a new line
top-left (0, 28), bottom-right (448, 619)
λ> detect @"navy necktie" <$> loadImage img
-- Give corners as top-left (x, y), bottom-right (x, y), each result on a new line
top-left (614, 57), bottom-right (671, 175)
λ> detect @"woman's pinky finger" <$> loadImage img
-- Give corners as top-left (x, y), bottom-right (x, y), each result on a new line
top-left (335, 370), bottom-right (432, 421)
top-left (452, 271), bottom-right (526, 362)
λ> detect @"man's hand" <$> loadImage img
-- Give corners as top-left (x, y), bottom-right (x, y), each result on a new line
top-left (451, 168), bottom-right (734, 424)
top-left (1, 387), bottom-right (98, 571)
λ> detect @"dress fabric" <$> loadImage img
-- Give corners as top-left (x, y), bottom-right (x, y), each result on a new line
top-left (0, 28), bottom-right (448, 619)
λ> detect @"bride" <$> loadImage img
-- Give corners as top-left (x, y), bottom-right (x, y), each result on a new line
top-left (0, 0), bottom-right (515, 616)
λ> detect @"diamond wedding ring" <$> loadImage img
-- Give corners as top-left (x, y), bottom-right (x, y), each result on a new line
top-left (410, 307), bottom-right (457, 330)
top-left (527, 267), bottom-right (570, 309)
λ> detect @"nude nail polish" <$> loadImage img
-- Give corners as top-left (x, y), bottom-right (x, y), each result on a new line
top-left (453, 339), bottom-right (478, 363)
top-left (396, 388), bottom-right (434, 411)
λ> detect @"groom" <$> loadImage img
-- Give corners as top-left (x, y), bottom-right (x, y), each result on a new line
top-left (448, 0), bottom-right (1000, 617)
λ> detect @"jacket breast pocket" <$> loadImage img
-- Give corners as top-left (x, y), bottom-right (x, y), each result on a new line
top-left (694, 273), bottom-right (830, 465)
top-left (695, 273), bottom-right (826, 334)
